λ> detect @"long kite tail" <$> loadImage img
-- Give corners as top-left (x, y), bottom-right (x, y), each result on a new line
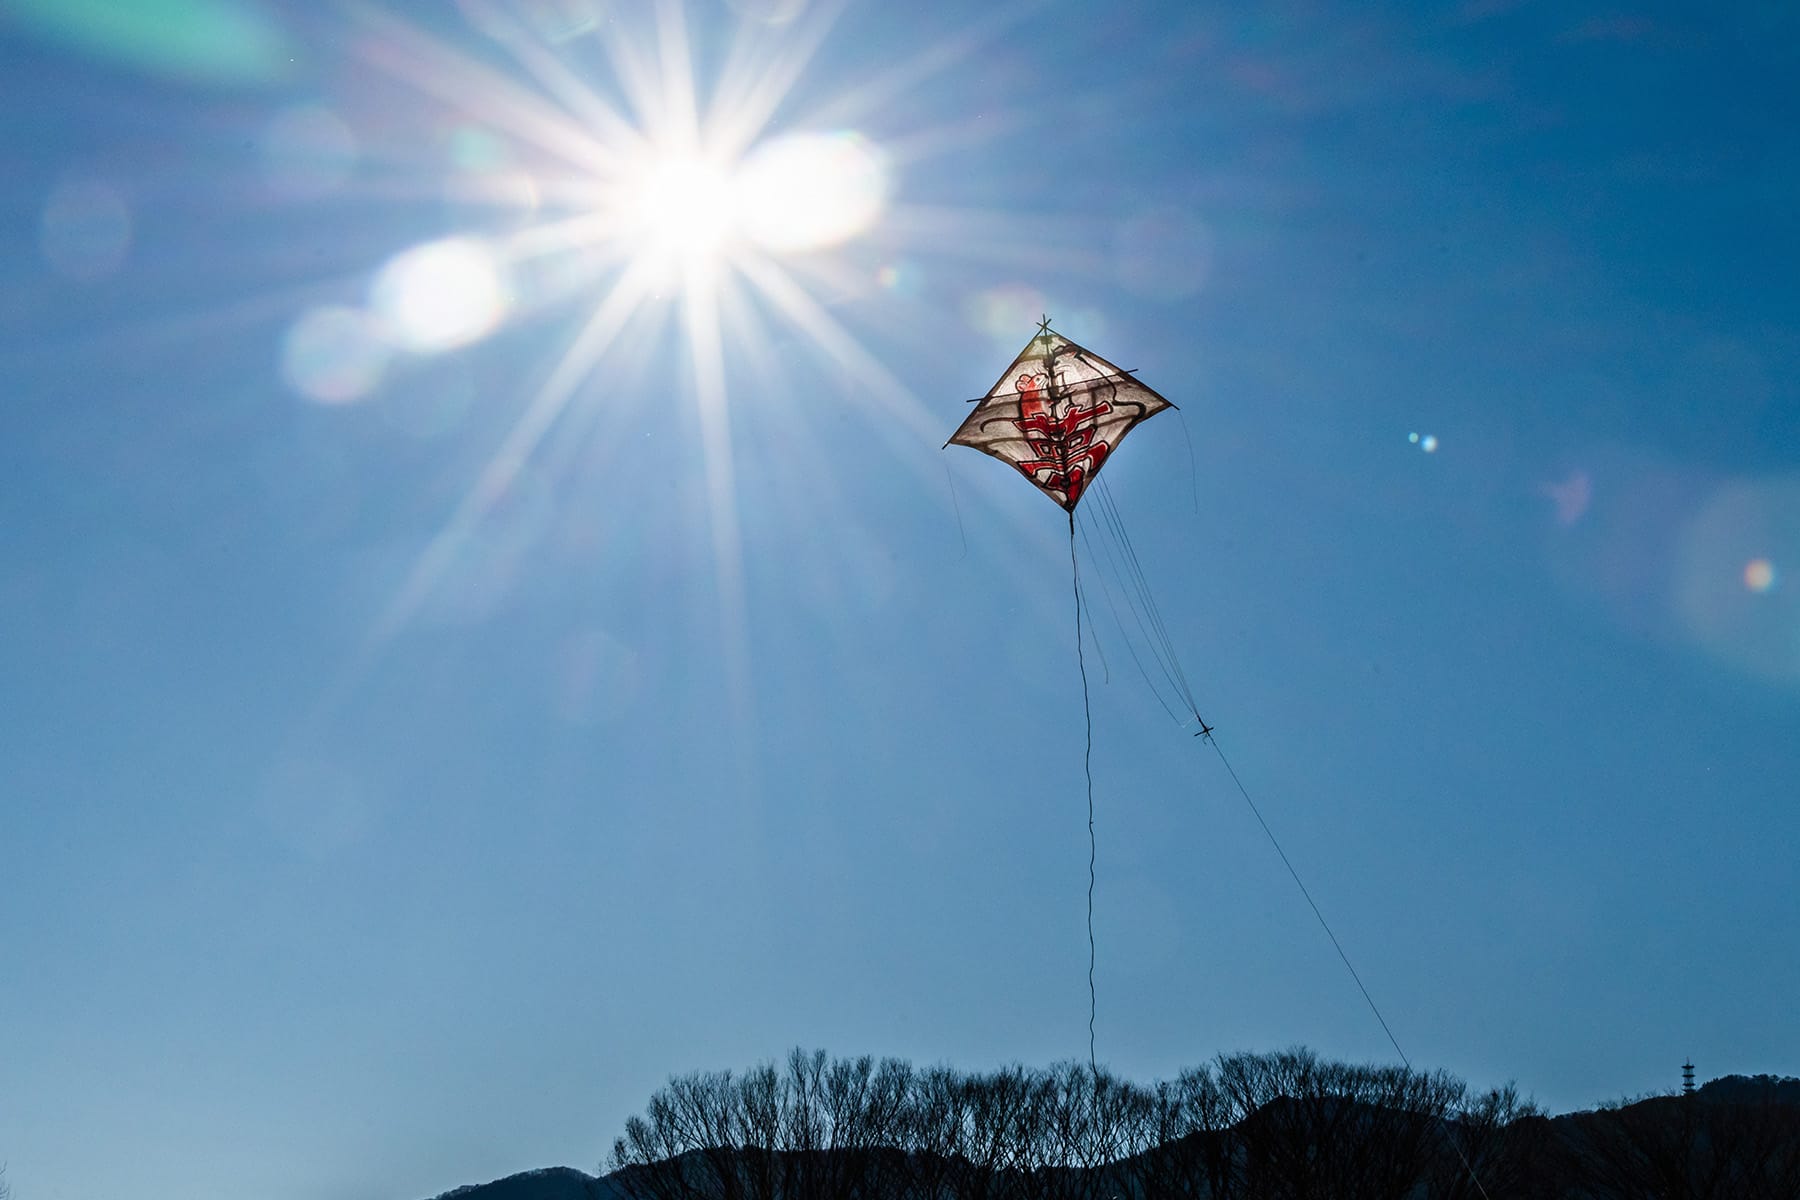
top-left (1070, 510), bottom-right (1097, 1077)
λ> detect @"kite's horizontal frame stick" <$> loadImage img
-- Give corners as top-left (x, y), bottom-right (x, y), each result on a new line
top-left (962, 368), bottom-right (1142, 403)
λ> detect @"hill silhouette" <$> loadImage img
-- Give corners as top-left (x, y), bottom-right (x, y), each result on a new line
top-left (434, 1167), bottom-right (626, 1200)
top-left (425, 1050), bottom-right (1800, 1200)
top-left (1697, 1074), bottom-right (1800, 1108)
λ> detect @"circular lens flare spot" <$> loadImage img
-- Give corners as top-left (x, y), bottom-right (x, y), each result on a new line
top-left (968, 283), bottom-right (1049, 339)
top-left (877, 260), bottom-right (922, 295)
top-left (371, 237), bottom-right (508, 353)
top-left (1674, 476), bottom-right (1800, 682)
top-left (738, 132), bottom-right (887, 252)
top-left (449, 125), bottom-right (507, 172)
top-left (282, 305), bottom-right (390, 404)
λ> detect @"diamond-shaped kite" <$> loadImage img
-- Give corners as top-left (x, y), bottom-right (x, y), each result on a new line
top-left (945, 318), bottom-right (1174, 511)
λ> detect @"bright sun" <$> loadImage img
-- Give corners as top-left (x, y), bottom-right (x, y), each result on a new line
top-left (628, 151), bottom-right (741, 261)
top-left (622, 132), bottom-right (887, 269)
top-left (334, 2), bottom-right (928, 656)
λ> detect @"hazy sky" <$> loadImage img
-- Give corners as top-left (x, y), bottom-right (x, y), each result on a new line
top-left (3, 2), bottom-right (1798, 1199)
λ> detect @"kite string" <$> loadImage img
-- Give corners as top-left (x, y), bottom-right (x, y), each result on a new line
top-left (1207, 737), bottom-right (1408, 1067)
top-left (1178, 409), bottom-right (1199, 516)
top-left (1206, 736), bottom-right (1493, 1199)
top-left (1070, 511), bottom-right (1097, 1077)
top-left (1077, 481), bottom-right (1491, 1198)
top-left (1081, 497), bottom-right (1189, 718)
top-left (1094, 480), bottom-right (1198, 715)
top-left (1080, 485), bottom-right (1196, 723)
top-left (1065, 482), bottom-right (1490, 1194)
top-left (1077, 523), bottom-right (1169, 712)
top-left (1207, 738), bottom-right (1493, 1200)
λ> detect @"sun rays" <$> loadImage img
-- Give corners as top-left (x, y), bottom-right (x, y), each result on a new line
top-left (337, 7), bottom-right (819, 581)
top-left (305, 0), bottom-right (1003, 723)
top-left (242, 0), bottom-right (1110, 754)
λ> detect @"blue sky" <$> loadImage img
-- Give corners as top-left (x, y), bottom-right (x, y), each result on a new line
top-left (3, 1), bottom-right (1798, 1198)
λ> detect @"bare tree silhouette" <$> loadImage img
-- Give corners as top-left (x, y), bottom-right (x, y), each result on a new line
top-left (602, 1048), bottom-right (1797, 1200)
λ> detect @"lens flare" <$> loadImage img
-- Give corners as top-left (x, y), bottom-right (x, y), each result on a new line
top-left (4, 0), bottom-right (295, 85)
top-left (449, 125), bottom-right (508, 172)
top-left (737, 132), bottom-right (887, 253)
top-left (371, 237), bottom-right (509, 353)
top-left (968, 284), bottom-right (1049, 339)
top-left (1674, 477), bottom-right (1800, 682)
top-left (339, 1), bottom-right (933, 669)
top-left (1540, 470), bottom-right (1593, 525)
top-left (281, 306), bottom-right (392, 404)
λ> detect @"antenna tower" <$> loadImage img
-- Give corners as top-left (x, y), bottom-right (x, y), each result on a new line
top-left (1682, 1060), bottom-right (1696, 1094)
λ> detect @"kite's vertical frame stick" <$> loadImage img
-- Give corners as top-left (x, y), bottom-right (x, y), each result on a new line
top-left (1070, 508), bottom-right (1097, 1080)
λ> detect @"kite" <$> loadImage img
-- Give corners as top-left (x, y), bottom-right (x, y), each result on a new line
top-left (942, 317), bottom-right (1207, 743)
top-left (944, 316), bottom-right (1203, 1075)
top-left (944, 317), bottom-right (1175, 512)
